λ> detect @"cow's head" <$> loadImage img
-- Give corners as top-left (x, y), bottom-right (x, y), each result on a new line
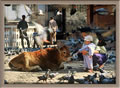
top-left (59, 45), bottom-right (71, 62)
top-left (58, 45), bottom-right (71, 69)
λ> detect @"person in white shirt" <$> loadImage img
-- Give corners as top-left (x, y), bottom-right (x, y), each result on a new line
top-left (49, 17), bottom-right (58, 45)
top-left (77, 35), bottom-right (96, 73)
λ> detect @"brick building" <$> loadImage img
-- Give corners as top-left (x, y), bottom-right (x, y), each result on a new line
top-left (87, 5), bottom-right (115, 28)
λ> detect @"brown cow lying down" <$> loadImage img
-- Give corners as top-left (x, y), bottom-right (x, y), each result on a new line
top-left (9, 45), bottom-right (71, 71)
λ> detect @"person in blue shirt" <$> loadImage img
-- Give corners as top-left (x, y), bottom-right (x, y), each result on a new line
top-left (33, 28), bottom-right (39, 48)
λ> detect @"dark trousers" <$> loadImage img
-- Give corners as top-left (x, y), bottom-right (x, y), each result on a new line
top-left (93, 54), bottom-right (108, 66)
top-left (20, 30), bottom-right (30, 48)
top-left (21, 37), bottom-right (30, 48)
top-left (33, 39), bottom-right (39, 48)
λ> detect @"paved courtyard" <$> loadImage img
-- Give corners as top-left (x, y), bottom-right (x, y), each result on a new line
top-left (4, 55), bottom-right (116, 84)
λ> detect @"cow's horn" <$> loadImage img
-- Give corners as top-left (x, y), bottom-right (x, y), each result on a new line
top-left (57, 40), bottom-right (65, 49)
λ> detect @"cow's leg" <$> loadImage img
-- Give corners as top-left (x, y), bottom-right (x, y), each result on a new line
top-left (25, 58), bottom-right (42, 71)
top-left (59, 62), bottom-right (66, 69)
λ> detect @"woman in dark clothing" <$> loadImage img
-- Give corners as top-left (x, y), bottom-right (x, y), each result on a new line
top-left (93, 32), bottom-right (108, 69)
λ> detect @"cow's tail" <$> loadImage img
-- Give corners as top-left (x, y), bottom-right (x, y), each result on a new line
top-left (8, 61), bottom-right (13, 69)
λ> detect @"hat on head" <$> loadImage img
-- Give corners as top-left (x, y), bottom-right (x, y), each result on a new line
top-left (77, 27), bottom-right (92, 33)
top-left (84, 35), bottom-right (93, 41)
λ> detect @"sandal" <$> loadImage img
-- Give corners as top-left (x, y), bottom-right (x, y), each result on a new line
top-left (88, 69), bottom-right (93, 73)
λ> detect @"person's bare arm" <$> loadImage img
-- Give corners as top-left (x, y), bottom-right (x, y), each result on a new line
top-left (94, 50), bottom-right (99, 54)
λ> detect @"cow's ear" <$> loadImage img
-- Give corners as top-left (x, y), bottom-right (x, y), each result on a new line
top-left (57, 40), bottom-right (65, 49)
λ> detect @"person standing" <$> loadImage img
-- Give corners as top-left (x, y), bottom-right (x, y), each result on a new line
top-left (33, 28), bottom-right (39, 48)
top-left (49, 17), bottom-right (58, 45)
top-left (17, 15), bottom-right (30, 49)
top-left (77, 35), bottom-right (96, 73)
